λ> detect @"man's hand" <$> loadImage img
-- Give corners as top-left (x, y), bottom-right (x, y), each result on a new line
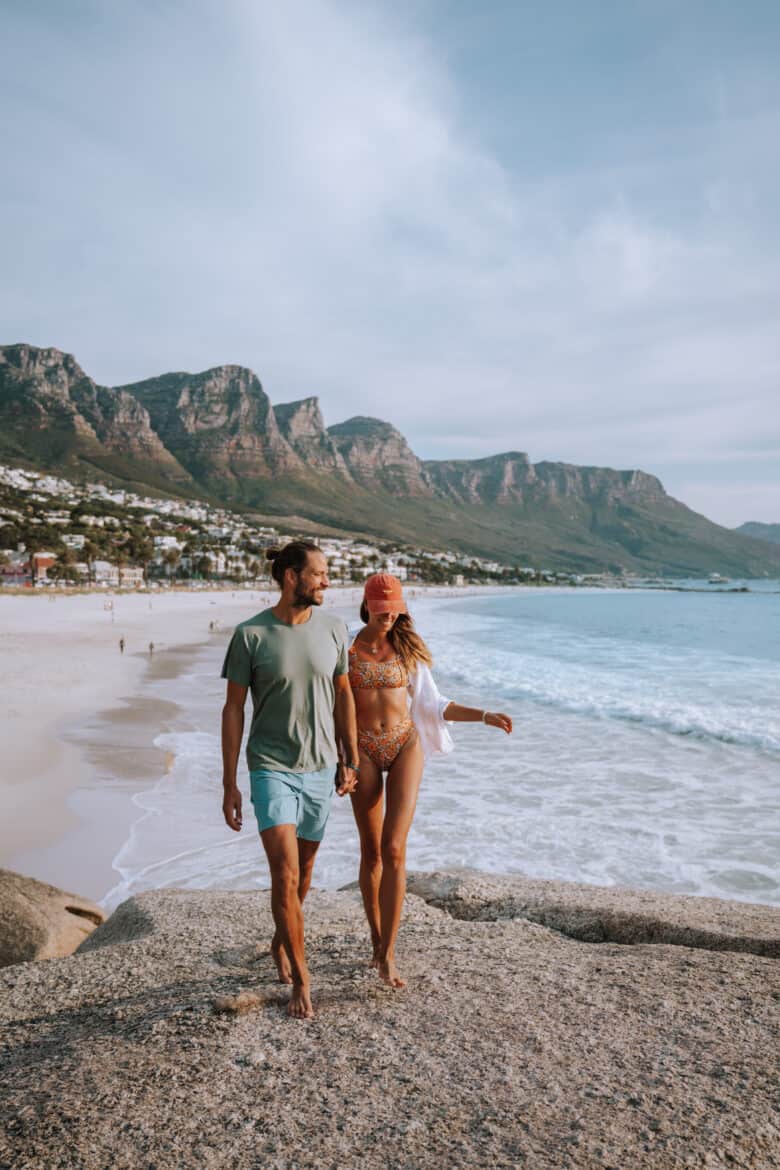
top-left (223, 784), bottom-right (243, 831)
top-left (335, 763), bottom-right (359, 796)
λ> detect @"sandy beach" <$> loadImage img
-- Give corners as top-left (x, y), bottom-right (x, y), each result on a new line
top-left (0, 583), bottom-right (508, 902)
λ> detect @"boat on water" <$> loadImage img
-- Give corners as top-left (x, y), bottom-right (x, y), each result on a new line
top-left (708, 573), bottom-right (731, 584)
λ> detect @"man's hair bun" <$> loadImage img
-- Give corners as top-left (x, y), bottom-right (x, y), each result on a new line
top-left (266, 540), bottom-right (322, 587)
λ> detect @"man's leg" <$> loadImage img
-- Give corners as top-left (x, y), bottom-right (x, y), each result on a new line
top-left (271, 837), bottom-right (320, 984)
top-left (260, 824), bottom-right (314, 1019)
top-left (297, 837), bottom-right (320, 901)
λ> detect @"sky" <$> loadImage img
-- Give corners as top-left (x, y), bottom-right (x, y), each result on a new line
top-left (1, 0), bottom-right (779, 526)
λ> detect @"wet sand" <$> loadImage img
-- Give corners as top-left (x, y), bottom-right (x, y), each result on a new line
top-left (0, 589), bottom-right (277, 895)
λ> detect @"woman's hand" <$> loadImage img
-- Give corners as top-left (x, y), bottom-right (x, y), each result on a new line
top-left (484, 711), bottom-right (513, 734)
top-left (336, 762), bottom-right (359, 796)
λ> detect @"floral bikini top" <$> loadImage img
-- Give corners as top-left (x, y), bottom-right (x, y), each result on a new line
top-left (348, 644), bottom-right (409, 690)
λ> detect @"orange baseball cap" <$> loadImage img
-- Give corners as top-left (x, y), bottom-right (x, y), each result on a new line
top-left (363, 572), bottom-right (407, 614)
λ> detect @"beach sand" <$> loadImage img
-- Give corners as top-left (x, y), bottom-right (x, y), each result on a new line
top-left (0, 583), bottom-right (505, 901)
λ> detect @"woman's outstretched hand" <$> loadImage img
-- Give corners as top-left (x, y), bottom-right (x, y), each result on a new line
top-left (485, 712), bottom-right (513, 734)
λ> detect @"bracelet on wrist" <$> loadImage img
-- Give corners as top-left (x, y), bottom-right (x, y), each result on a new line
top-left (482, 711), bottom-right (489, 723)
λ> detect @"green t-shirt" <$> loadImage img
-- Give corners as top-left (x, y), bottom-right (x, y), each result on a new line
top-left (221, 608), bottom-right (349, 773)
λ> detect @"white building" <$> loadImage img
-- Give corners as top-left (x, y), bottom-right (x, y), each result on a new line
top-left (92, 560), bottom-right (119, 586)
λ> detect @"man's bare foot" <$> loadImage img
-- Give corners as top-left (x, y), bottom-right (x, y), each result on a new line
top-left (271, 935), bottom-right (293, 984)
top-left (378, 958), bottom-right (406, 989)
top-left (287, 983), bottom-right (314, 1019)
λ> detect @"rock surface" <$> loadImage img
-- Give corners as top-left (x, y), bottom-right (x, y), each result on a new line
top-left (274, 397), bottom-right (350, 475)
top-left (118, 365), bottom-right (301, 486)
top-left (406, 868), bottom-right (780, 956)
top-left (1, 872), bottom-right (778, 1169)
top-left (328, 415), bottom-right (436, 497)
top-left (0, 343), bottom-right (192, 488)
top-left (0, 868), bottom-right (106, 968)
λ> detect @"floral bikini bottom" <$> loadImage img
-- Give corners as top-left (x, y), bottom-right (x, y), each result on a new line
top-left (357, 718), bottom-right (417, 772)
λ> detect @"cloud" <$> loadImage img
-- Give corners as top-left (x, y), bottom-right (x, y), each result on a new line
top-left (1, 0), bottom-right (778, 526)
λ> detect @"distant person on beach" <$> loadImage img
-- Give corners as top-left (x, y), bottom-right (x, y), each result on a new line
top-left (348, 573), bottom-right (512, 988)
top-left (220, 541), bottom-right (358, 1019)
top-left (119, 637), bottom-right (125, 654)
top-left (148, 641), bottom-right (154, 655)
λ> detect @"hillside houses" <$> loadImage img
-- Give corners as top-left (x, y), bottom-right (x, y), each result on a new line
top-left (0, 462), bottom-right (567, 589)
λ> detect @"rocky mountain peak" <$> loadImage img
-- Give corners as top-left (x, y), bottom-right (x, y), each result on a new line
top-left (425, 450), bottom-right (536, 505)
top-left (274, 397), bottom-right (325, 441)
top-left (327, 416), bottom-right (435, 497)
top-left (116, 365), bottom-right (300, 485)
top-left (0, 344), bottom-right (191, 485)
top-left (273, 398), bottom-right (349, 476)
top-left (0, 343), bottom-right (90, 403)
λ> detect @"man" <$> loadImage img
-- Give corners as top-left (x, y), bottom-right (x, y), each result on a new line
top-left (221, 541), bottom-right (359, 1019)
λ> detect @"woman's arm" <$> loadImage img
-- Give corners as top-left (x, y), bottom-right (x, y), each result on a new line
top-left (442, 701), bottom-right (512, 734)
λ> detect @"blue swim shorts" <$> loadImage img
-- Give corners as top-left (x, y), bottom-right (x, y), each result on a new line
top-left (248, 765), bottom-right (336, 842)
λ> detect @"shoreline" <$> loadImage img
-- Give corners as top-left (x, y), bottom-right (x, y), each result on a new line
top-left (1, 584), bottom-right (511, 901)
top-left (0, 587), bottom-right (277, 896)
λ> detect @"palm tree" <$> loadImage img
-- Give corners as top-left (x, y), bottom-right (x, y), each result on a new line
top-left (115, 553), bottom-right (127, 589)
top-left (83, 539), bottom-right (99, 586)
top-left (163, 548), bottom-right (181, 578)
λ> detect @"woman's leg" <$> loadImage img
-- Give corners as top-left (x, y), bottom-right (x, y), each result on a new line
top-left (349, 750), bottom-right (384, 963)
top-left (378, 733), bottom-right (424, 988)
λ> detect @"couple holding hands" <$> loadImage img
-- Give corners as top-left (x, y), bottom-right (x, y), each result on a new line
top-left (221, 541), bottom-right (512, 1018)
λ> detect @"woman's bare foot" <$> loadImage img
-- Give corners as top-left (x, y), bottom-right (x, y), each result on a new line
top-left (378, 958), bottom-right (406, 989)
top-left (370, 940), bottom-right (382, 969)
top-left (271, 934), bottom-right (293, 984)
top-left (287, 983), bottom-right (314, 1019)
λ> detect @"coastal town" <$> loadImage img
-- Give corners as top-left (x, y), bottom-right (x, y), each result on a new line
top-left (0, 463), bottom-right (588, 591)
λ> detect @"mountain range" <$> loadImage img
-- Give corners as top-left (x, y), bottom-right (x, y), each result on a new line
top-left (1, 342), bottom-right (778, 576)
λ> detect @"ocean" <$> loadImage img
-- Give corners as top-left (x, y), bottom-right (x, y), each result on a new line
top-left (101, 584), bottom-right (780, 912)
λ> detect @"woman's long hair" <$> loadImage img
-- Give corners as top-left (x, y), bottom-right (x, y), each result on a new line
top-left (359, 601), bottom-right (432, 671)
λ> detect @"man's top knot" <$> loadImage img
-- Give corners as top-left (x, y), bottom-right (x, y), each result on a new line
top-left (265, 540), bottom-right (322, 586)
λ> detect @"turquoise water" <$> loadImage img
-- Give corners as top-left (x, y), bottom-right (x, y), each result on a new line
top-left (431, 584), bottom-right (780, 752)
top-left (102, 585), bottom-right (780, 910)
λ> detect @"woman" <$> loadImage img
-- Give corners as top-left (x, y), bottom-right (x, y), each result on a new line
top-left (348, 573), bottom-right (512, 988)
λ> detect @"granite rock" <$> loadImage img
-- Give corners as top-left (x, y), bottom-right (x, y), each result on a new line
top-left (406, 868), bottom-right (780, 956)
top-left (1, 873), bottom-right (778, 1169)
top-left (0, 868), bottom-right (106, 968)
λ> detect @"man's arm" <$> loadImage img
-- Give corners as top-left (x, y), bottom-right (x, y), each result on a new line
top-left (222, 680), bottom-right (248, 830)
top-left (333, 674), bottom-right (359, 795)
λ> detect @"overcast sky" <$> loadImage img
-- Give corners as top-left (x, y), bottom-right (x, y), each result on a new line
top-left (2, 0), bottom-right (779, 525)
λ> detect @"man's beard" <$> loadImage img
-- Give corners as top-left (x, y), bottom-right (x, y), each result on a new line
top-left (293, 586), bottom-right (322, 608)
